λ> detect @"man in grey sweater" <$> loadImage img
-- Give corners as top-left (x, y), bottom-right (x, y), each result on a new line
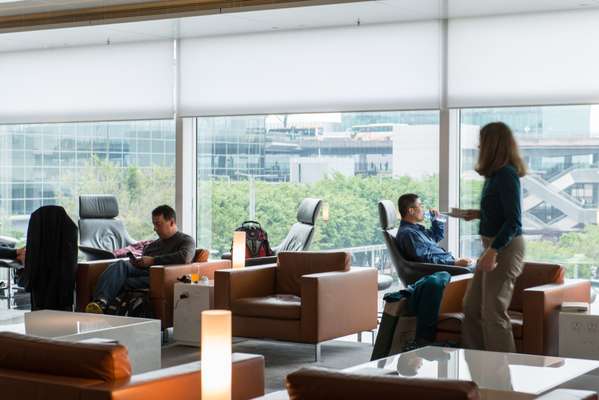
top-left (85, 205), bottom-right (195, 314)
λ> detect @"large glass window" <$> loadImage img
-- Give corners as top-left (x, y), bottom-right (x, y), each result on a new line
top-left (460, 105), bottom-right (599, 279)
top-left (196, 111), bottom-right (439, 269)
top-left (0, 120), bottom-right (176, 241)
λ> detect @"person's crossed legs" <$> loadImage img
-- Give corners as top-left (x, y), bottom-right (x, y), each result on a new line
top-left (85, 259), bottom-right (149, 313)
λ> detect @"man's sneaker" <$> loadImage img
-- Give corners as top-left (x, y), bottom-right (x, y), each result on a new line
top-left (85, 300), bottom-right (106, 314)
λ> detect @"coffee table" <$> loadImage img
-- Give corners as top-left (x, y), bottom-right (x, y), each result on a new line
top-left (344, 346), bottom-right (599, 399)
top-left (0, 309), bottom-right (161, 373)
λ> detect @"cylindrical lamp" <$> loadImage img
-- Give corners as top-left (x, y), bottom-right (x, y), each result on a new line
top-left (322, 202), bottom-right (330, 223)
top-left (201, 310), bottom-right (232, 400)
top-left (232, 231), bottom-right (246, 269)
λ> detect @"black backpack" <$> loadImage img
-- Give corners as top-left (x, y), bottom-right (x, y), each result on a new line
top-left (106, 290), bottom-right (153, 318)
top-left (233, 220), bottom-right (273, 258)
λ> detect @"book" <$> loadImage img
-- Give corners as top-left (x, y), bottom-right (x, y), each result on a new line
top-left (560, 302), bottom-right (589, 312)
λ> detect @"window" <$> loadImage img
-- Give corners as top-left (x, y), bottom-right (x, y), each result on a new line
top-left (459, 105), bottom-right (599, 279)
top-left (196, 111), bottom-right (439, 269)
top-left (0, 120), bottom-right (176, 241)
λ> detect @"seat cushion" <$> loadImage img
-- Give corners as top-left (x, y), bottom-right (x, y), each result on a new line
top-left (232, 295), bottom-right (302, 320)
top-left (276, 252), bottom-right (350, 296)
top-left (0, 331), bottom-right (131, 382)
top-left (437, 311), bottom-right (523, 339)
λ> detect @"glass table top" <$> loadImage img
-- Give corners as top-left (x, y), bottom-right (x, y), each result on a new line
top-left (345, 346), bottom-right (599, 395)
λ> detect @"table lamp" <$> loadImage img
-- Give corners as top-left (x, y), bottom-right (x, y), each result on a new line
top-left (322, 202), bottom-right (330, 223)
top-left (232, 231), bottom-right (246, 269)
top-left (201, 310), bottom-right (232, 400)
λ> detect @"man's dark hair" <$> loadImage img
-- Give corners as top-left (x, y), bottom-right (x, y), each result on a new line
top-left (398, 193), bottom-right (419, 218)
top-left (152, 205), bottom-right (176, 222)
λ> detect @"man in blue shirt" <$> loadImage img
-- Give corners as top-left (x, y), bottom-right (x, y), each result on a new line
top-left (395, 193), bottom-right (471, 267)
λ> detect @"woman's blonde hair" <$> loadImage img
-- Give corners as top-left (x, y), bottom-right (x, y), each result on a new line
top-left (475, 122), bottom-right (527, 178)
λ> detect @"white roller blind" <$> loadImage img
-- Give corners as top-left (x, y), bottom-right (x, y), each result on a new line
top-left (0, 40), bottom-right (174, 123)
top-left (179, 22), bottom-right (441, 116)
top-left (448, 9), bottom-right (599, 108)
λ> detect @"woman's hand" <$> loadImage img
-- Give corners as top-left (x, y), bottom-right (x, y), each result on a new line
top-left (477, 248), bottom-right (497, 272)
top-left (462, 209), bottom-right (481, 221)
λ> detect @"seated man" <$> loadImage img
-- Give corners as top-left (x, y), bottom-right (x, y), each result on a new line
top-left (85, 205), bottom-right (195, 314)
top-left (395, 193), bottom-right (471, 267)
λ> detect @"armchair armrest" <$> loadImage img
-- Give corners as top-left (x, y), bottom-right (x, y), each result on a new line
top-left (214, 265), bottom-right (277, 309)
top-left (75, 258), bottom-right (125, 311)
top-left (301, 267), bottom-right (378, 343)
top-left (439, 273), bottom-right (474, 314)
top-left (523, 279), bottom-right (591, 356)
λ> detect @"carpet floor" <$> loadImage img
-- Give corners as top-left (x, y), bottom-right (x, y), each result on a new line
top-left (162, 337), bottom-right (375, 393)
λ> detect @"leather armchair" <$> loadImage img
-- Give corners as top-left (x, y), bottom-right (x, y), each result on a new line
top-left (222, 198), bottom-right (322, 266)
top-left (435, 262), bottom-right (591, 355)
top-left (0, 332), bottom-right (264, 400)
top-left (283, 367), bottom-right (597, 400)
top-left (378, 200), bottom-right (471, 286)
top-left (215, 251), bottom-right (378, 361)
top-left (78, 195), bottom-right (137, 261)
top-left (76, 253), bottom-right (231, 330)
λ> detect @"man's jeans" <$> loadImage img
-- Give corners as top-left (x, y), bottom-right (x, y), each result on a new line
top-left (93, 260), bottom-right (150, 304)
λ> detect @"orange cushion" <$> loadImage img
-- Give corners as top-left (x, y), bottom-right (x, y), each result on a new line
top-left (276, 252), bottom-right (350, 296)
top-left (437, 311), bottom-right (523, 339)
top-left (0, 332), bottom-right (131, 382)
top-left (232, 295), bottom-right (301, 320)
top-left (194, 248), bottom-right (210, 263)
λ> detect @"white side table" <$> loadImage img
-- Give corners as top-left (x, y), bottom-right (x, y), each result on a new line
top-left (559, 303), bottom-right (599, 359)
top-left (173, 281), bottom-right (214, 346)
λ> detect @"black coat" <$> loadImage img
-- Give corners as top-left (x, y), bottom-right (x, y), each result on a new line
top-left (25, 206), bottom-right (78, 311)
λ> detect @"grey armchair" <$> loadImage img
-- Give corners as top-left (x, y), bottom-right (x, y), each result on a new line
top-left (223, 198), bottom-right (323, 266)
top-left (378, 200), bottom-right (471, 286)
top-left (78, 195), bottom-right (136, 261)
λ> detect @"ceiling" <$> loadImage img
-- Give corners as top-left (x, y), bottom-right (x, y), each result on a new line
top-left (1, 0), bottom-right (599, 53)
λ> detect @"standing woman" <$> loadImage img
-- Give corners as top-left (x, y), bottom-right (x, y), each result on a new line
top-left (460, 122), bottom-right (527, 353)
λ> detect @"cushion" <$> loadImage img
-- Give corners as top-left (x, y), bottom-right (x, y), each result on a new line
top-left (0, 332), bottom-right (131, 382)
top-left (79, 195), bottom-right (119, 219)
top-left (510, 262), bottom-right (564, 312)
top-left (437, 311), bottom-right (523, 339)
top-left (232, 295), bottom-right (301, 320)
top-left (194, 248), bottom-right (209, 263)
top-left (276, 252), bottom-right (350, 296)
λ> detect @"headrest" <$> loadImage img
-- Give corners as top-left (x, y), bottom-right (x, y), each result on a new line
top-left (378, 200), bottom-right (397, 230)
top-left (297, 198), bottom-right (322, 225)
top-left (80, 195), bottom-right (119, 219)
top-left (0, 331), bottom-right (131, 382)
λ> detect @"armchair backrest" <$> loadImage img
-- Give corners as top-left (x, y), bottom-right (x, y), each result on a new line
top-left (276, 251), bottom-right (350, 296)
top-left (276, 198), bottom-right (322, 253)
top-left (79, 195), bottom-right (136, 251)
top-left (509, 262), bottom-right (564, 312)
top-left (378, 200), bottom-right (471, 286)
top-left (286, 367), bottom-right (481, 400)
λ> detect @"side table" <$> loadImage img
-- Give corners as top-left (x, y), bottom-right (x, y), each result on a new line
top-left (559, 303), bottom-right (599, 359)
top-left (173, 281), bottom-right (214, 346)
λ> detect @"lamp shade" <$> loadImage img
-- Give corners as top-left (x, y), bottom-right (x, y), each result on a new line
top-left (232, 231), bottom-right (246, 269)
top-left (322, 203), bottom-right (330, 223)
top-left (201, 310), bottom-right (232, 400)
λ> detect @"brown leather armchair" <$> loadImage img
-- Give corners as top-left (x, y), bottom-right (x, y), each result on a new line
top-left (76, 252), bottom-right (231, 331)
top-left (283, 367), bottom-right (597, 400)
top-left (435, 262), bottom-right (591, 355)
top-left (215, 251), bottom-right (378, 361)
top-left (0, 332), bottom-right (264, 400)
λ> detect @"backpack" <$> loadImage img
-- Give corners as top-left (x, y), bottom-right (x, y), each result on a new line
top-left (105, 290), bottom-right (153, 318)
top-left (234, 220), bottom-right (273, 258)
